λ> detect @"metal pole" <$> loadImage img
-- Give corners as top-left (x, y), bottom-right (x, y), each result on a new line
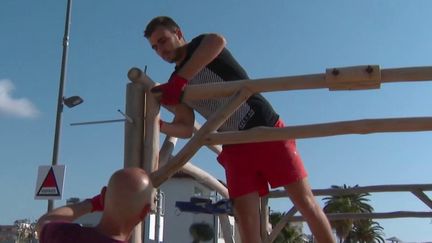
top-left (48, 0), bottom-right (72, 212)
top-left (155, 189), bottom-right (162, 243)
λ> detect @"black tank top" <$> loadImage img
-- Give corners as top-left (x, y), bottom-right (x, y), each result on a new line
top-left (174, 34), bottom-right (279, 132)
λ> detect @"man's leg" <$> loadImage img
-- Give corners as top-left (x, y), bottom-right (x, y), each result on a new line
top-left (284, 178), bottom-right (335, 243)
top-left (233, 192), bottom-right (262, 243)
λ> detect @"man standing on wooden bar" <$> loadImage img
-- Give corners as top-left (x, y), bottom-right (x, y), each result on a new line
top-left (144, 16), bottom-right (335, 243)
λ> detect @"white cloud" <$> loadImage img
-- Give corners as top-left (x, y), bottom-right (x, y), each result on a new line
top-left (0, 79), bottom-right (40, 118)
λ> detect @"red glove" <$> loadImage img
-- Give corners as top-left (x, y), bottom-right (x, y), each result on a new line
top-left (90, 187), bottom-right (106, 212)
top-left (151, 74), bottom-right (188, 105)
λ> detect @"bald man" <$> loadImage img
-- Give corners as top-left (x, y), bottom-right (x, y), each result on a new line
top-left (36, 168), bottom-right (154, 243)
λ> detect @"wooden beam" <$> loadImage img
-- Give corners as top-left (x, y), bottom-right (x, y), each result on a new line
top-left (204, 117), bottom-right (432, 145)
top-left (269, 183), bottom-right (432, 198)
top-left (124, 83), bottom-right (145, 243)
top-left (128, 66), bottom-right (432, 103)
top-left (150, 88), bottom-right (253, 187)
top-left (142, 92), bottom-right (160, 172)
top-left (381, 66), bottom-right (432, 83)
top-left (183, 73), bottom-right (327, 101)
top-left (179, 66), bottom-right (432, 101)
top-left (325, 65), bottom-right (381, 90)
top-left (266, 184), bottom-right (432, 241)
top-left (411, 190), bottom-right (432, 210)
top-left (193, 121), bottom-right (222, 155)
top-left (287, 211), bottom-right (432, 222)
top-left (266, 207), bottom-right (297, 243)
top-left (159, 136), bottom-right (177, 166)
top-left (124, 83), bottom-right (144, 168)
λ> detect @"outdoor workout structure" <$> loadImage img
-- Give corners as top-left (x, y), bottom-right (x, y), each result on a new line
top-left (124, 65), bottom-right (432, 243)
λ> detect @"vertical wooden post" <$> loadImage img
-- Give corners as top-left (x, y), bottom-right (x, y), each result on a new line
top-left (142, 90), bottom-right (161, 243)
top-left (142, 94), bottom-right (160, 172)
top-left (124, 82), bottom-right (145, 243)
top-left (124, 82), bottom-right (145, 168)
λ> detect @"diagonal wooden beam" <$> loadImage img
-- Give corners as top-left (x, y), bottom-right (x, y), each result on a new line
top-left (150, 88), bottom-right (253, 187)
top-left (266, 207), bottom-right (298, 243)
top-left (411, 189), bottom-right (432, 210)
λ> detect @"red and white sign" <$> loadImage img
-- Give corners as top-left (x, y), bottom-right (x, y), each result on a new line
top-left (35, 165), bottom-right (66, 200)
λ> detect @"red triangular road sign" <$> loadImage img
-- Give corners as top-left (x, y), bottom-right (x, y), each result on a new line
top-left (37, 167), bottom-right (60, 197)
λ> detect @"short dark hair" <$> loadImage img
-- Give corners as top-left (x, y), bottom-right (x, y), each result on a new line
top-left (144, 16), bottom-right (180, 38)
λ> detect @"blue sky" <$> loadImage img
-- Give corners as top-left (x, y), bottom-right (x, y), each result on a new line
top-left (1, 0), bottom-right (432, 241)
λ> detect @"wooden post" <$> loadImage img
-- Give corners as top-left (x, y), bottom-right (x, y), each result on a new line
top-left (124, 82), bottom-right (144, 243)
top-left (124, 82), bottom-right (144, 168)
top-left (143, 89), bottom-right (161, 243)
top-left (142, 91), bottom-right (160, 172)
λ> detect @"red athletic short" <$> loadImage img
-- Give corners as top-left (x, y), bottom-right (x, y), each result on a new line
top-left (217, 119), bottom-right (308, 198)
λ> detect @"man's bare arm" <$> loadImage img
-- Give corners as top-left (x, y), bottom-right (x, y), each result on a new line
top-left (160, 103), bottom-right (195, 138)
top-left (36, 200), bottom-right (93, 236)
top-left (177, 33), bottom-right (226, 79)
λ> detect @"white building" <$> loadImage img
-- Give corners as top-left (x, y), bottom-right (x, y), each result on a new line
top-left (144, 172), bottom-right (238, 243)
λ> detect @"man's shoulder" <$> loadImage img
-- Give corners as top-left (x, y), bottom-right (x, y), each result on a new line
top-left (40, 222), bottom-right (82, 243)
top-left (190, 34), bottom-right (206, 42)
top-left (40, 222), bottom-right (126, 243)
top-left (43, 221), bottom-right (82, 233)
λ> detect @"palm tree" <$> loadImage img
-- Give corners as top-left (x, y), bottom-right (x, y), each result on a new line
top-left (346, 219), bottom-right (385, 243)
top-left (323, 184), bottom-right (374, 243)
top-left (269, 212), bottom-right (307, 243)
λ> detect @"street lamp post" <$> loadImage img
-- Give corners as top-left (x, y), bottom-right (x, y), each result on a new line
top-left (47, 0), bottom-right (73, 212)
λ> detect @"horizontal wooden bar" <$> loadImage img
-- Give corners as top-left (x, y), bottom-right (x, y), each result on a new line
top-left (180, 66), bottom-right (432, 101)
top-left (204, 117), bottom-right (432, 145)
top-left (381, 66), bottom-right (432, 83)
top-left (269, 183), bottom-right (432, 198)
top-left (128, 66), bottom-right (432, 102)
top-left (287, 211), bottom-right (432, 222)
